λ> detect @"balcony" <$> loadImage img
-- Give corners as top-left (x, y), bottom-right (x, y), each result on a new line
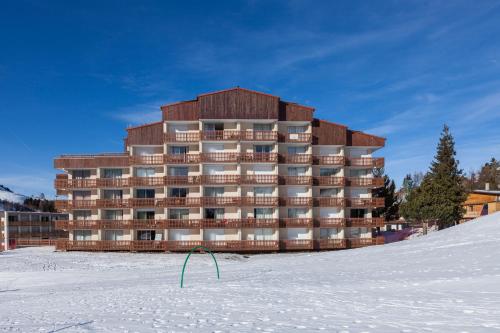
top-left (200, 152), bottom-right (239, 163)
top-left (201, 219), bottom-right (241, 228)
top-left (240, 152), bottom-right (278, 163)
top-left (279, 176), bottom-right (312, 185)
top-left (167, 240), bottom-right (203, 251)
top-left (164, 197), bottom-right (201, 207)
top-left (240, 175), bottom-right (278, 184)
top-left (164, 132), bottom-right (200, 142)
top-left (130, 198), bottom-right (166, 208)
top-left (313, 176), bottom-right (345, 186)
top-left (315, 218), bottom-right (347, 228)
top-left (316, 239), bottom-right (347, 250)
top-left (164, 176), bottom-right (201, 185)
top-left (57, 240), bottom-right (132, 251)
top-left (313, 197), bottom-right (345, 207)
top-left (129, 177), bottom-right (164, 187)
top-left (164, 154), bottom-right (200, 164)
top-left (201, 240), bottom-right (244, 252)
top-left (201, 130), bottom-right (241, 141)
top-left (348, 237), bottom-right (384, 248)
top-left (165, 219), bottom-right (201, 229)
top-left (346, 197), bottom-right (385, 208)
top-left (201, 175), bottom-right (240, 185)
top-left (347, 218), bottom-right (385, 227)
top-left (54, 178), bottom-right (96, 189)
top-left (200, 196), bottom-right (241, 206)
top-left (241, 196), bottom-right (279, 206)
top-left (240, 218), bottom-right (279, 228)
top-left (348, 157), bottom-right (384, 168)
top-left (129, 155), bottom-right (164, 165)
top-left (278, 133), bottom-right (312, 143)
top-left (313, 156), bottom-right (345, 166)
top-left (279, 154), bottom-right (312, 164)
top-left (280, 239), bottom-right (313, 250)
top-left (97, 178), bottom-right (130, 188)
top-left (279, 218), bottom-right (313, 228)
top-left (238, 240), bottom-right (279, 251)
top-left (280, 197), bottom-right (313, 206)
top-left (97, 199), bottom-right (130, 208)
top-left (348, 177), bottom-right (384, 187)
top-left (241, 131), bottom-right (277, 141)
top-left (131, 241), bottom-right (167, 251)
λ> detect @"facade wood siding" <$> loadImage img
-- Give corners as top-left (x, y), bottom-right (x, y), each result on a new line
top-left (347, 130), bottom-right (385, 147)
top-left (126, 122), bottom-right (163, 145)
top-left (162, 100), bottom-right (200, 121)
top-left (312, 119), bottom-right (347, 145)
top-left (279, 102), bottom-right (314, 121)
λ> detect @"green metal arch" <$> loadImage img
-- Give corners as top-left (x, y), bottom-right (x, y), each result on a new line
top-left (180, 245), bottom-right (220, 288)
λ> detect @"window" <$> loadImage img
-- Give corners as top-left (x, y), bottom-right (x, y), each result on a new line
top-left (8, 215), bottom-right (18, 222)
top-left (136, 211), bottom-right (155, 220)
top-left (254, 208), bottom-right (274, 218)
top-left (288, 167), bottom-right (307, 176)
top-left (73, 170), bottom-right (90, 179)
top-left (73, 191), bottom-right (91, 200)
top-left (170, 146), bottom-right (188, 155)
top-left (320, 168), bottom-right (339, 176)
top-left (320, 228), bottom-right (339, 239)
top-left (287, 126), bottom-right (307, 134)
top-left (350, 228), bottom-right (361, 237)
top-left (254, 123), bottom-right (273, 131)
top-left (255, 228), bottom-right (273, 240)
top-left (350, 209), bottom-right (367, 218)
top-left (104, 230), bottom-right (123, 241)
top-left (103, 190), bottom-right (122, 199)
top-left (204, 123), bottom-right (224, 131)
top-left (135, 168), bottom-right (155, 177)
top-left (287, 146), bottom-right (307, 154)
top-left (169, 167), bottom-right (188, 176)
top-left (319, 188), bottom-right (338, 197)
top-left (350, 169), bottom-right (369, 177)
top-left (204, 187), bottom-right (224, 197)
top-left (75, 230), bottom-right (92, 240)
top-left (136, 189), bottom-right (155, 198)
top-left (102, 169), bottom-right (122, 179)
top-left (205, 208), bottom-right (224, 219)
top-left (254, 187), bottom-right (273, 197)
top-left (137, 230), bottom-right (156, 240)
top-left (74, 210), bottom-right (91, 220)
top-left (103, 210), bottom-right (123, 220)
top-left (288, 208), bottom-right (308, 218)
top-left (170, 188), bottom-right (188, 197)
top-left (254, 145), bottom-right (272, 153)
top-left (169, 209), bottom-right (189, 220)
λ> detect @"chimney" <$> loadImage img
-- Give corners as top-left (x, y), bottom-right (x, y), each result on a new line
top-left (485, 183), bottom-right (490, 191)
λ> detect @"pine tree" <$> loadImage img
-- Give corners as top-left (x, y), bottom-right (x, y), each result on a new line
top-left (373, 174), bottom-right (399, 221)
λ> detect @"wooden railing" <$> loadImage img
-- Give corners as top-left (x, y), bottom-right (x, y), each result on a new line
top-left (200, 197), bottom-right (241, 206)
top-left (315, 239), bottom-right (346, 250)
top-left (348, 237), bottom-right (384, 248)
top-left (201, 219), bottom-right (241, 228)
top-left (279, 218), bottom-right (313, 228)
top-left (15, 239), bottom-right (58, 247)
top-left (313, 176), bottom-right (345, 186)
top-left (201, 175), bottom-right (240, 185)
top-left (129, 155), bottom-right (164, 165)
top-left (347, 218), bottom-right (385, 227)
top-left (54, 153), bottom-right (129, 169)
top-left (346, 197), bottom-right (385, 208)
top-left (240, 218), bottom-right (279, 228)
top-left (315, 218), bottom-right (347, 227)
top-left (164, 154), bottom-right (200, 164)
top-left (164, 176), bottom-right (201, 185)
top-left (241, 196), bottom-right (279, 206)
top-left (313, 156), bottom-right (345, 165)
top-left (278, 154), bottom-right (312, 164)
top-left (240, 175), bottom-right (278, 184)
top-left (280, 239), bottom-right (313, 250)
top-left (241, 131), bottom-right (277, 141)
top-left (280, 197), bottom-right (313, 206)
top-left (240, 152), bottom-right (278, 163)
top-left (165, 219), bottom-right (201, 229)
top-left (164, 197), bottom-right (201, 207)
top-left (313, 197), bottom-right (346, 207)
top-left (278, 133), bottom-right (312, 143)
top-left (200, 152), bottom-right (239, 163)
top-left (279, 176), bottom-right (312, 185)
top-left (97, 178), bottom-right (130, 187)
top-left (129, 177), bottom-right (164, 186)
top-left (164, 132), bottom-right (200, 142)
top-left (201, 130), bottom-right (241, 141)
top-left (348, 177), bottom-right (384, 187)
top-left (348, 157), bottom-right (384, 168)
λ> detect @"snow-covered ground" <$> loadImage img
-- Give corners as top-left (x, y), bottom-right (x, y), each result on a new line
top-left (1, 213), bottom-right (500, 333)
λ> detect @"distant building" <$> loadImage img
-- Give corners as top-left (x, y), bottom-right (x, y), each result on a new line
top-left (462, 189), bottom-right (500, 221)
top-left (1, 211), bottom-right (68, 251)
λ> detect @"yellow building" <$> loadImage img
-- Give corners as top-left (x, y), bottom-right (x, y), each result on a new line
top-left (462, 190), bottom-right (500, 221)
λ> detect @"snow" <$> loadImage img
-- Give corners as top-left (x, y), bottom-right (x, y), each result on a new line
top-left (1, 213), bottom-right (500, 332)
top-left (0, 185), bottom-right (25, 204)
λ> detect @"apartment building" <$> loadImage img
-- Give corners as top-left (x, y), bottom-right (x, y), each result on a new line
top-left (1, 211), bottom-right (68, 251)
top-left (54, 88), bottom-right (385, 252)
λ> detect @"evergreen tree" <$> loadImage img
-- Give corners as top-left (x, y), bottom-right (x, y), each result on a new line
top-left (373, 174), bottom-right (399, 221)
top-left (477, 158), bottom-right (499, 190)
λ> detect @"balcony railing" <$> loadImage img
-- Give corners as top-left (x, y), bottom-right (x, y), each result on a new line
top-left (129, 155), bottom-right (164, 165)
top-left (167, 241), bottom-right (203, 251)
top-left (240, 152), bottom-right (278, 163)
top-left (240, 218), bottom-right (279, 228)
top-left (164, 176), bottom-right (201, 185)
top-left (241, 131), bottom-right (277, 141)
top-left (164, 132), bottom-right (200, 142)
top-left (279, 218), bottom-right (313, 228)
top-left (279, 176), bottom-right (312, 185)
top-left (278, 154), bottom-right (312, 164)
top-left (238, 240), bottom-right (279, 251)
top-left (201, 130), bottom-right (241, 141)
top-left (280, 197), bottom-right (313, 206)
top-left (315, 218), bottom-right (347, 228)
top-left (348, 177), bottom-right (384, 187)
top-left (131, 240), bottom-right (167, 251)
top-left (201, 219), bottom-right (241, 228)
top-left (347, 237), bottom-right (384, 248)
top-left (130, 198), bottom-right (165, 208)
top-left (201, 175), bottom-right (240, 185)
top-left (315, 239), bottom-right (347, 250)
top-left (200, 196), bottom-right (241, 206)
top-left (200, 152), bottom-right (239, 163)
top-left (97, 178), bottom-right (130, 187)
top-left (346, 197), bottom-right (385, 208)
top-left (280, 239), bottom-right (313, 250)
top-left (165, 219), bottom-right (201, 229)
top-left (313, 156), bottom-right (345, 165)
top-left (241, 196), bottom-right (279, 206)
top-left (240, 175), bottom-right (278, 184)
top-left (164, 197), bottom-right (201, 207)
top-left (55, 178), bottom-right (131, 189)
top-left (313, 197), bottom-right (346, 207)
top-left (54, 153), bottom-right (129, 169)
top-left (278, 133), bottom-right (312, 143)
top-left (129, 177), bottom-right (164, 187)
top-left (347, 218), bottom-right (385, 227)
top-left (348, 157), bottom-right (384, 168)
top-left (313, 176), bottom-right (345, 186)
top-left (164, 154), bottom-right (200, 164)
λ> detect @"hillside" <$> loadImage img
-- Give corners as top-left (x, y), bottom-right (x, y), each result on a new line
top-left (1, 213), bottom-right (499, 332)
top-left (0, 184), bottom-right (26, 204)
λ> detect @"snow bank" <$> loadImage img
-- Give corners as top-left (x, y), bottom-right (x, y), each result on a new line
top-left (1, 213), bottom-right (499, 332)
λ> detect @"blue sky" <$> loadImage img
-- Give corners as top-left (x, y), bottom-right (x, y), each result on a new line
top-left (1, 0), bottom-right (499, 197)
